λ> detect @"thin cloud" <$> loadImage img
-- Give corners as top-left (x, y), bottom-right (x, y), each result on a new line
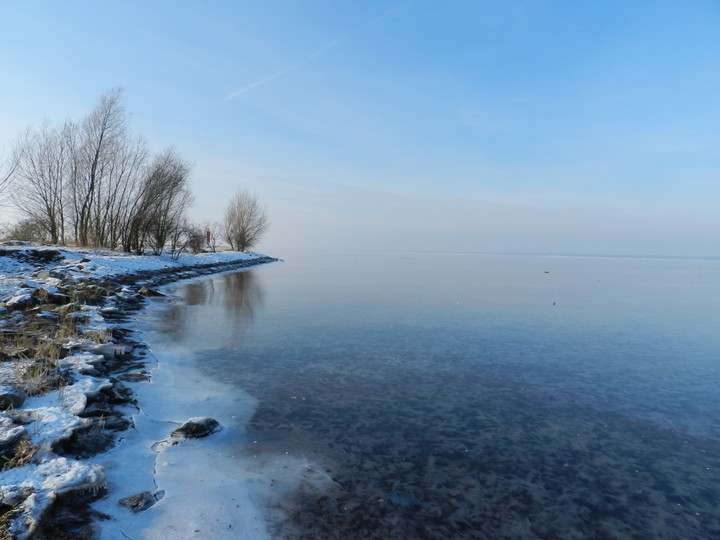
top-left (222, 1), bottom-right (412, 102)
top-left (222, 37), bottom-right (345, 102)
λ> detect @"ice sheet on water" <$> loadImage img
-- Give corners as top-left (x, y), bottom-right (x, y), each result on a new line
top-left (91, 301), bottom-right (273, 540)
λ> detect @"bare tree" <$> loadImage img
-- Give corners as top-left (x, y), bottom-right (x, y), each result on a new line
top-left (0, 153), bottom-right (17, 236)
top-left (125, 148), bottom-right (193, 255)
top-left (0, 151), bottom-right (17, 211)
top-left (9, 122), bottom-right (72, 244)
top-left (68, 87), bottom-right (139, 247)
top-left (223, 190), bottom-right (269, 251)
top-left (4, 88), bottom-right (195, 252)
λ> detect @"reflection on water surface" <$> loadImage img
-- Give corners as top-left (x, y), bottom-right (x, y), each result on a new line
top-left (157, 252), bottom-right (720, 538)
top-left (162, 270), bottom-right (264, 342)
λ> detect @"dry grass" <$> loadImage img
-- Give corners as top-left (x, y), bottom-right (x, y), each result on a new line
top-left (1, 439), bottom-right (37, 471)
top-left (19, 359), bottom-right (64, 396)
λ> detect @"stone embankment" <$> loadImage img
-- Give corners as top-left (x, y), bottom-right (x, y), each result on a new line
top-left (0, 247), bottom-right (276, 539)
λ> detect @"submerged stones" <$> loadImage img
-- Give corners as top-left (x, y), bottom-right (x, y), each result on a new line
top-left (118, 489), bottom-right (165, 513)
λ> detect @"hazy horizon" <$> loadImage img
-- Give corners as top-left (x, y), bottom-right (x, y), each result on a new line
top-left (2, 1), bottom-right (718, 257)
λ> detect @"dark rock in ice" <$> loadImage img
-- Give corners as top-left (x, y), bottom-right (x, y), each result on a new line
top-left (388, 490), bottom-right (422, 508)
top-left (80, 402), bottom-right (116, 418)
top-left (119, 490), bottom-right (164, 512)
top-left (0, 385), bottom-right (27, 410)
top-left (171, 417), bottom-right (221, 440)
top-left (118, 372), bottom-right (150, 383)
top-left (114, 291), bottom-right (140, 304)
top-left (104, 381), bottom-right (134, 404)
top-left (52, 424), bottom-right (116, 459)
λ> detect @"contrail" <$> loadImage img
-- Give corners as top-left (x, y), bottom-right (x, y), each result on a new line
top-left (222, 37), bottom-right (345, 102)
top-left (221, 1), bottom-right (413, 102)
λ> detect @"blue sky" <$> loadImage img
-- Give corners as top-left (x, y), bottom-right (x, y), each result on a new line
top-left (1, 0), bottom-right (719, 256)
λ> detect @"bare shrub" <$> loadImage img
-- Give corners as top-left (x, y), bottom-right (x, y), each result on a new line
top-left (186, 225), bottom-right (206, 254)
top-left (3, 218), bottom-right (48, 243)
top-left (223, 190), bottom-right (269, 252)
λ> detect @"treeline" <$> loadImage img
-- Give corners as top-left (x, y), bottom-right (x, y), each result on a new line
top-left (5, 88), bottom-right (193, 254)
top-left (0, 89), bottom-right (269, 255)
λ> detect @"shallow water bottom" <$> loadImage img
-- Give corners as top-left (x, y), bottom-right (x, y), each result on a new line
top-left (154, 253), bottom-right (720, 539)
top-left (204, 356), bottom-right (720, 539)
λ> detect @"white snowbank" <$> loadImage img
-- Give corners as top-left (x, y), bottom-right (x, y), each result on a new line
top-left (0, 242), bottom-right (263, 303)
top-left (1, 457), bottom-right (105, 539)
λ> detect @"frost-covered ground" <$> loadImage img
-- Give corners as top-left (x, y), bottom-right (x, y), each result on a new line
top-left (0, 243), bottom-right (265, 303)
top-left (0, 242), bottom-right (275, 538)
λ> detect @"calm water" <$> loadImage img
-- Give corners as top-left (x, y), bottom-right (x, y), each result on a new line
top-left (154, 251), bottom-right (720, 538)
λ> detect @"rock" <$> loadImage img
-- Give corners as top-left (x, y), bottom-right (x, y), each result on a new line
top-left (29, 249), bottom-right (63, 264)
top-left (105, 381), bottom-right (133, 404)
top-left (54, 302), bottom-right (81, 314)
top-left (0, 385), bottom-right (27, 410)
top-left (171, 417), bottom-right (221, 440)
top-left (118, 372), bottom-right (150, 383)
top-left (114, 291), bottom-right (140, 304)
top-left (101, 415), bottom-right (131, 431)
top-left (137, 286), bottom-right (164, 297)
top-left (32, 288), bottom-right (71, 305)
top-left (0, 416), bottom-right (26, 447)
top-left (80, 403), bottom-right (116, 418)
top-left (119, 490), bottom-right (164, 512)
top-left (4, 292), bottom-right (38, 311)
top-left (49, 269), bottom-right (68, 280)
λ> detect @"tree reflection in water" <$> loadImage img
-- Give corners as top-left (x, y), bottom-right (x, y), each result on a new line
top-left (160, 270), bottom-right (265, 341)
top-left (220, 271), bottom-right (264, 323)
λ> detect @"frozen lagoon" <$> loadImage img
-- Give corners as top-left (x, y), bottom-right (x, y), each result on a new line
top-left (95, 251), bottom-right (720, 538)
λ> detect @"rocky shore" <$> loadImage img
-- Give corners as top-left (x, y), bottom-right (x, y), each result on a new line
top-left (0, 245), bottom-right (276, 539)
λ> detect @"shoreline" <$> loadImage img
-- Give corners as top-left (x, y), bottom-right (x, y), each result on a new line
top-left (0, 244), bottom-right (277, 538)
top-left (90, 285), bottom-right (272, 539)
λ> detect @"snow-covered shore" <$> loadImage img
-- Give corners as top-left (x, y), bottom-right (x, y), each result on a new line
top-left (0, 242), bottom-right (277, 538)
